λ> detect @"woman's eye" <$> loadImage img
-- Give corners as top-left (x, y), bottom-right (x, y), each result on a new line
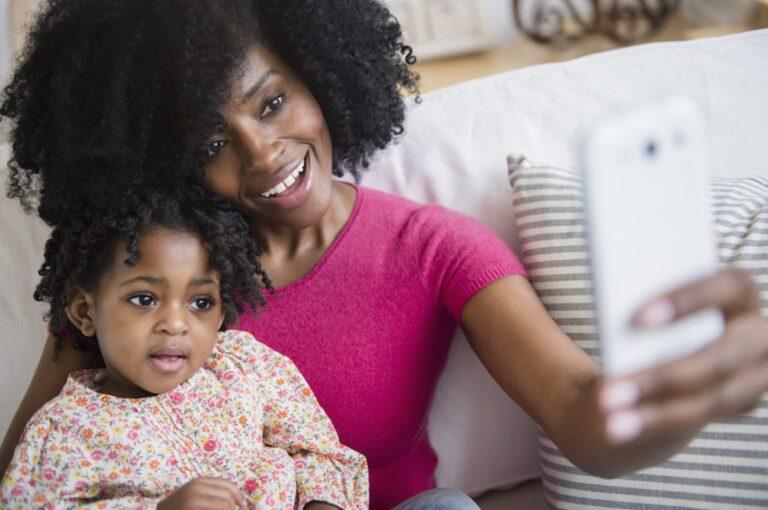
top-left (261, 95), bottom-right (284, 118)
top-left (206, 139), bottom-right (228, 157)
top-left (128, 294), bottom-right (156, 307)
top-left (190, 297), bottom-right (215, 311)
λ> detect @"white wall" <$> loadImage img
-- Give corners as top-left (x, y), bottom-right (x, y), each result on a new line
top-left (1, 0), bottom-right (11, 143)
top-left (1, 0), bottom-right (45, 143)
top-left (485, 0), bottom-right (517, 43)
top-left (0, 1), bottom-right (10, 83)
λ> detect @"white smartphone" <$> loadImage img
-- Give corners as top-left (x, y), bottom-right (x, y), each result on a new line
top-left (581, 97), bottom-right (724, 377)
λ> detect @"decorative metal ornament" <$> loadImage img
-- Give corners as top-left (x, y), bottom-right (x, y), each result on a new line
top-left (512, 0), bottom-right (680, 45)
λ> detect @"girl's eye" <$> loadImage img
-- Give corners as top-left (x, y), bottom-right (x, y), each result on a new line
top-left (190, 297), bottom-right (215, 311)
top-left (128, 294), bottom-right (156, 307)
top-left (206, 139), bottom-right (228, 157)
top-left (261, 95), bottom-right (284, 118)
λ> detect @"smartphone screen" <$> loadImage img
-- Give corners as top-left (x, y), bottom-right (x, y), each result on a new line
top-left (582, 97), bottom-right (724, 376)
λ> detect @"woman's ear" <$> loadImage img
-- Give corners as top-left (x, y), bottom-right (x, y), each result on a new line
top-left (65, 289), bottom-right (97, 337)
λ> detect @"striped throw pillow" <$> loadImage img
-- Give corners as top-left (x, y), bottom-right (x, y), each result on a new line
top-left (508, 155), bottom-right (768, 510)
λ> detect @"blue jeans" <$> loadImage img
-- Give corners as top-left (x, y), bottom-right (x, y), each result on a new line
top-left (392, 488), bottom-right (480, 510)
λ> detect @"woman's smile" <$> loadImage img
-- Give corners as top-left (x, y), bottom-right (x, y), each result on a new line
top-left (250, 150), bottom-right (313, 210)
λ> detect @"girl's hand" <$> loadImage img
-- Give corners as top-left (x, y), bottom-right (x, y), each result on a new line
top-left (599, 267), bottom-right (768, 445)
top-left (158, 477), bottom-right (247, 510)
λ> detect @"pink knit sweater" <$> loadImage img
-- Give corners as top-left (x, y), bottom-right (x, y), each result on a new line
top-left (237, 185), bottom-right (526, 509)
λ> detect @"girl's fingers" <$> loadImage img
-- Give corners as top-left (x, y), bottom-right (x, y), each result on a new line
top-left (606, 357), bottom-right (768, 445)
top-left (198, 493), bottom-right (242, 510)
top-left (633, 267), bottom-right (760, 326)
top-left (194, 477), bottom-right (246, 507)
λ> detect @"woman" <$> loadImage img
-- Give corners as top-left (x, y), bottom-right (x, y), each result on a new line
top-left (2, 1), bottom-right (767, 509)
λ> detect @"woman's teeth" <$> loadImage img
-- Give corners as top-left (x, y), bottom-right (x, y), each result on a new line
top-left (261, 159), bottom-right (306, 198)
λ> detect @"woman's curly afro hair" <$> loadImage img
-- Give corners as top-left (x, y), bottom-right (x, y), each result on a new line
top-left (1, 0), bottom-right (419, 225)
top-left (37, 187), bottom-right (270, 357)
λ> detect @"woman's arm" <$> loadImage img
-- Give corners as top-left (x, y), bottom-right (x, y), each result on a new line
top-left (0, 334), bottom-right (95, 476)
top-left (461, 270), bottom-right (768, 478)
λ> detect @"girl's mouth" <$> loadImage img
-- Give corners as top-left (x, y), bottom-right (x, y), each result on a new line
top-left (148, 346), bottom-right (188, 374)
top-left (149, 354), bottom-right (187, 373)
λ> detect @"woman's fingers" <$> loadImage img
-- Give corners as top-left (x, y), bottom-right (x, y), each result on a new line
top-left (636, 315), bottom-right (768, 403)
top-left (599, 269), bottom-right (767, 445)
top-left (607, 359), bottom-right (768, 445)
top-left (601, 315), bottom-right (768, 413)
top-left (633, 267), bottom-right (760, 326)
top-left (600, 268), bottom-right (768, 445)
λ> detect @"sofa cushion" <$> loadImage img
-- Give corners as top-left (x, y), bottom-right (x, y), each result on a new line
top-left (508, 156), bottom-right (768, 509)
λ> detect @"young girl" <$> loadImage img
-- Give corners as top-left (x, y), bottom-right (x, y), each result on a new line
top-left (0, 191), bottom-right (368, 509)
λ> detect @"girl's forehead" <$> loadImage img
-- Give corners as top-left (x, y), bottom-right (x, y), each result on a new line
top-left (108, 229), bottom-right (217, 283)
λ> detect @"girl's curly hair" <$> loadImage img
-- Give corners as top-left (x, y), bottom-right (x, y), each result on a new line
top-left (1, 0), bottom-right (420, 225)
top-left (36, 187), bottom-right (271, 357)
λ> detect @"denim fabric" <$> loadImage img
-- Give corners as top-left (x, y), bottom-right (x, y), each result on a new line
top-left (393, 488), bottom-right (480, 510)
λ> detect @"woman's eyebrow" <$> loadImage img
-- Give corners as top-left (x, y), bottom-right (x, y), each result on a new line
top-left (241, 70), bottom-right (276, 105)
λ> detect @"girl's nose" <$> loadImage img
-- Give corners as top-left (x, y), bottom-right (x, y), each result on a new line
top-left (156, 303), bottom-right (189, 336)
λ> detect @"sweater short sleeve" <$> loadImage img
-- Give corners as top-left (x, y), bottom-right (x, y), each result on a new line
top-left (409, 205), bottom-right (528, 323)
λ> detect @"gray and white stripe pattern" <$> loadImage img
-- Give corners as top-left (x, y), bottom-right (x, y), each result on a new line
top-left (508, 157), bottom-right (768, 510)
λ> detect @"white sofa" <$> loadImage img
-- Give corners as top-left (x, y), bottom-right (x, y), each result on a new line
top-left (2, 28), bottom-right (767, 508)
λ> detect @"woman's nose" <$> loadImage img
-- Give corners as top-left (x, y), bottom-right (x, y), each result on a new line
top-left (156, 303), bottom-right (189, 336)
top-left (233, 125), bottom-right (286, 175)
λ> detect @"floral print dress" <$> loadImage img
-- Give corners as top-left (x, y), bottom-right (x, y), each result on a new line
top-left (0, 330), bottom-right (369, 509)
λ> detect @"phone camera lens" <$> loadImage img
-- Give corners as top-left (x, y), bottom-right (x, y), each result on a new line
top-left (645, 141), bottom-right (657, 158)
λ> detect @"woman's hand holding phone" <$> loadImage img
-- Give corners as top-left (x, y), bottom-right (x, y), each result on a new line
top-left (598, 267), bottom-right (768, 445)
top-left (580, 98), bottom-right (768, 447)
